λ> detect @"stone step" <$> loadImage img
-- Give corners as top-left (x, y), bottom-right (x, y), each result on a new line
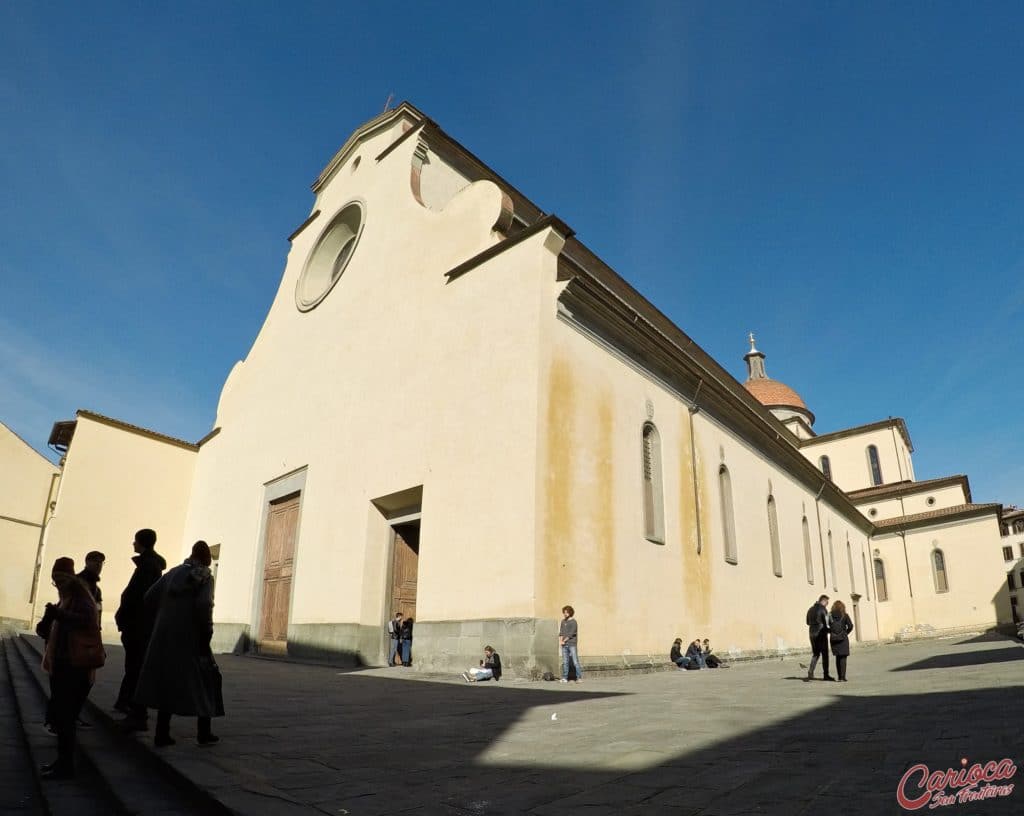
top-left (10, 635), bottom-right (232, 816)
top-left (2, 636), bottom-right (121, 815)
top-left (0, 638), bottom-right (47, 815)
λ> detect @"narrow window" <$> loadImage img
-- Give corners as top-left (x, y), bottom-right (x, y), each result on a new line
top-left (828, 531), bottom-right (837, 590)
top-left (1004, 546), bottom-right (1014, 561)
top-left (719, 466), bottom-right (737, 564)
top-left (874, 558), bottom-right (888, 602)
top-left (861, 551), bottom-right (871, 601)
top-left (768, 496), bottom-right (782, 577)
top-left (802, 517), bottom-right (814, 584)
top-left (819, 455), bottom-right (832, 480)
top-left (846, 538), bottom-right (856, 593)
top-left (1020, 543), bottom-right (1024, 558)
top-left (932, 549), bottom-right (949, 593)
top-left (1010, 574), bottom-right (1018, 592)
top-left (867, 445), bottom-right (883, 486)
top-left (641, 423), bottom-right (665, 544)
top-left (1015, 520), bottom-right (1024, 534)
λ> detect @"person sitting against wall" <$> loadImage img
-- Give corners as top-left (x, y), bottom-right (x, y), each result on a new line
top-left (461, 646), bottom-right (502, 682)
top-left (670, 638), bottom-right (695, 670)
top-left (685, 638), bottom-right (706, 669)
top-left (701, 638), bottom-right (729, 668)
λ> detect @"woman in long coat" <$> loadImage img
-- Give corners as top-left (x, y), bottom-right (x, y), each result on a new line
top-left (134, 541), bottom-right (224, 746)
top-left (828, 599), bottom-right (855, 682)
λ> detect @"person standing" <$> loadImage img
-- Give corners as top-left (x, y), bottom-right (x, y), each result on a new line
top-left (828, 600), bottom-right (855, 682)
top-left (134, 541), bottom-right (224, 746)
top-left (77, 551), bottom-right (105, 622)
top-left (558, 605), bottom-right (583, 683)
top-left (399, 615), bottom-right (414, 666)
top-left (387, 612), bottom-right (403, 666)
top-left (40, 557), bottom-right (100, 779)
top-left (114, 528), bottom-right (166, 728)
top-left (805, 594), bottom-right (834, 681)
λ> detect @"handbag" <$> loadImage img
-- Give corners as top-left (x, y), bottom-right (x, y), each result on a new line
top-left (197, 654), bottom-right (226, 717)
top-left (68, 626), bottom-right (106, 669)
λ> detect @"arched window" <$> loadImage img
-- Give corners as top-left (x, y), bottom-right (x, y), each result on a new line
top-left (819, 455), bottom-right (832, 481)
top-left (719, 466), bottom-right (737, 564)
top-left (802, 517), bottom-right (814, 584)
top-left (846, 537), bottom-right (856, 593)
top-left (827, 531), bottom-right (837, 590)
top-left (861, 552), bottom-right (871, 601)
top-left (867, 445), bottom-right (883, 486)
top-left (768, 496), bottom-right (782, 577)
top-left (932, 548), bottom-right (949, 593)
top-left (874, 558), bottom-right (888, 601)
top-left (641, 423), bottom-right (665, 544)
top-left (1014, 520), bottom-right (1024, 534)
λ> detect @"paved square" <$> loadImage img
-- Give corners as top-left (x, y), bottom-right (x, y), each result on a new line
top-left (78, 633), bottom-right (1024, 814)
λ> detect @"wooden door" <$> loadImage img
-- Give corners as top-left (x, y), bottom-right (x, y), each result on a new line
top-left (259, 493), bottom-right (300, 645)
top-left (390, 523), bottom-right (419, 620)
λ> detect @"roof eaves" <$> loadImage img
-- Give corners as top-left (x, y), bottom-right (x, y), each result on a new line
top-left (76, 410), bottom-right (200, 452)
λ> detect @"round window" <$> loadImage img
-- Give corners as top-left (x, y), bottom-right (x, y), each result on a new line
top-left (926, 496), bottom-right (936, 506)
top-left (868, 508), bottom-right (878, 518)
top-left (296, 202), bottom-right (365, 311)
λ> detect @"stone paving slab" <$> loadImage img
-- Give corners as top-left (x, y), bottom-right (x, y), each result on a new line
top-left (14, 631), bottom-right (1024, 815)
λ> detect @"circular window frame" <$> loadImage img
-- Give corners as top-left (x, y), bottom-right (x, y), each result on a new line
top-left (295, 200), bottom-right (366, 312)
top-left (926, 496), bottom-right (936, 507)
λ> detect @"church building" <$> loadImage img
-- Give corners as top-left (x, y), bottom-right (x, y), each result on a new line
top-left (10, 103), bottom-right (1014, 675)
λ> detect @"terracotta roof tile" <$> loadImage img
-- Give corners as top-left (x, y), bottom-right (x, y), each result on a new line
top-left (743, 378), bottom-right (808, 410)
top-left (873, 503), bottom-right (1002, 530)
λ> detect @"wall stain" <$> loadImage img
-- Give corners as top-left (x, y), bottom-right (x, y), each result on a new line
top-left (541, 357), bottom-right (575, 617)
top-left (679, 408), bottom-right (711, 634)
top-left (595, 390), bottom-right (615, 610)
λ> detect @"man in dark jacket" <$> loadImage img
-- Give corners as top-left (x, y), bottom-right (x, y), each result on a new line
top-left (114, 529), bottom-right (166, 728)
top-left (805, 594), bottom-right (834, 681)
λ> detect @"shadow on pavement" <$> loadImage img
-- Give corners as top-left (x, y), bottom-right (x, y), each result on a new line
top-left (891, 647), bottom-right (1024, 672)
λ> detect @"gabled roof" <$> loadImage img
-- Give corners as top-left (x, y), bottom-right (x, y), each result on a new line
top-left (1, 418), bottom-right (57, 466)
top-left (846, 475), bottom-right (971, 504)
top-left (49, 410), bottom-right (203, 454)
top-left (872, 503), bottom-right (1001, 533)
top-left (799, 418), bottom-right (913, 452)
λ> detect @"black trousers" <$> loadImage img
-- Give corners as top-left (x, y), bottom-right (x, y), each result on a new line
top-left (118, 632), bottom-right (148, 717)
top-left (835, 655), bottom-right (848, 680)
top-left (810, 631), bottom-right (830, 677)
top-left (50, 665), bottom-right (92, 769)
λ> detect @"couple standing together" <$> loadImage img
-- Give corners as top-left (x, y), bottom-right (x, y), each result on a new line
top-left (805, 594), bottom-right (854, 682)
top-left (387, 612), bottom-right (414, 666)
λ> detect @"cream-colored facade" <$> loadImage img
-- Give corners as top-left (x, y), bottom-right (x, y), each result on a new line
top-left (37, 411), bottom-right (198, 631)
top-left (0, 421), bottom-right (59, 627)
top-left (12, 103), bottom-right (1016, 673)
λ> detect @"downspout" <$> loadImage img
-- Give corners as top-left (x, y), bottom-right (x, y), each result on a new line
top-left (814, 481), bottom-right (828, 589)
top-left (28, 470), bottom-right (61, 621)
top-left (688, 379), bottom-right (704, 555)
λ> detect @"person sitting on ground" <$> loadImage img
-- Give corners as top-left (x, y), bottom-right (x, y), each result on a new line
top-left (685, 638), bottom-right (706, 669)
top-left (701, 638), bottom-right (728, 668)
top-left (462, 646), bottom-right (502, 682)
top-left (670, 638), bottom-right (692, 669)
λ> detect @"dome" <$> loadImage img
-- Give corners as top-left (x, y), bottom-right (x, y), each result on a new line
top-left (743, 378), bottom-right (809, 411)
top-left (742, 333), bottom-right (815, 426)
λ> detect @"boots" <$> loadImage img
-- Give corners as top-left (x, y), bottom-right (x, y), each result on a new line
top-left (197, 716), bottom-right (219, 746)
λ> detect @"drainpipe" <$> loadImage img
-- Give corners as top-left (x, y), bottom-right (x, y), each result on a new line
top-left (814, 482), bottom-right (828, 588)
top-left (688, 379), bottom-right (704, 555)
top-left (28, 470), bottom-right (61, 622)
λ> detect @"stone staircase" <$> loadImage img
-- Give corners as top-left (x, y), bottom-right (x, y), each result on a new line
top-left (1, 632), bottom-right (232, 815)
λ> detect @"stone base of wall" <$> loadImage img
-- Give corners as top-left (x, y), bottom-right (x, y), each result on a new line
top-left (210, 623), bottom-right (251, 655)
top-left (410, 618), bottom-right (560, 678)
top-left (0, 617), bottom-right (30, 632)
top-left (891, 622), bottom-right (1014, 642)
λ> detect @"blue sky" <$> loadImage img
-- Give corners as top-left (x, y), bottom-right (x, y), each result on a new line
top-left (2, 3), bottom-right (1022, 503)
